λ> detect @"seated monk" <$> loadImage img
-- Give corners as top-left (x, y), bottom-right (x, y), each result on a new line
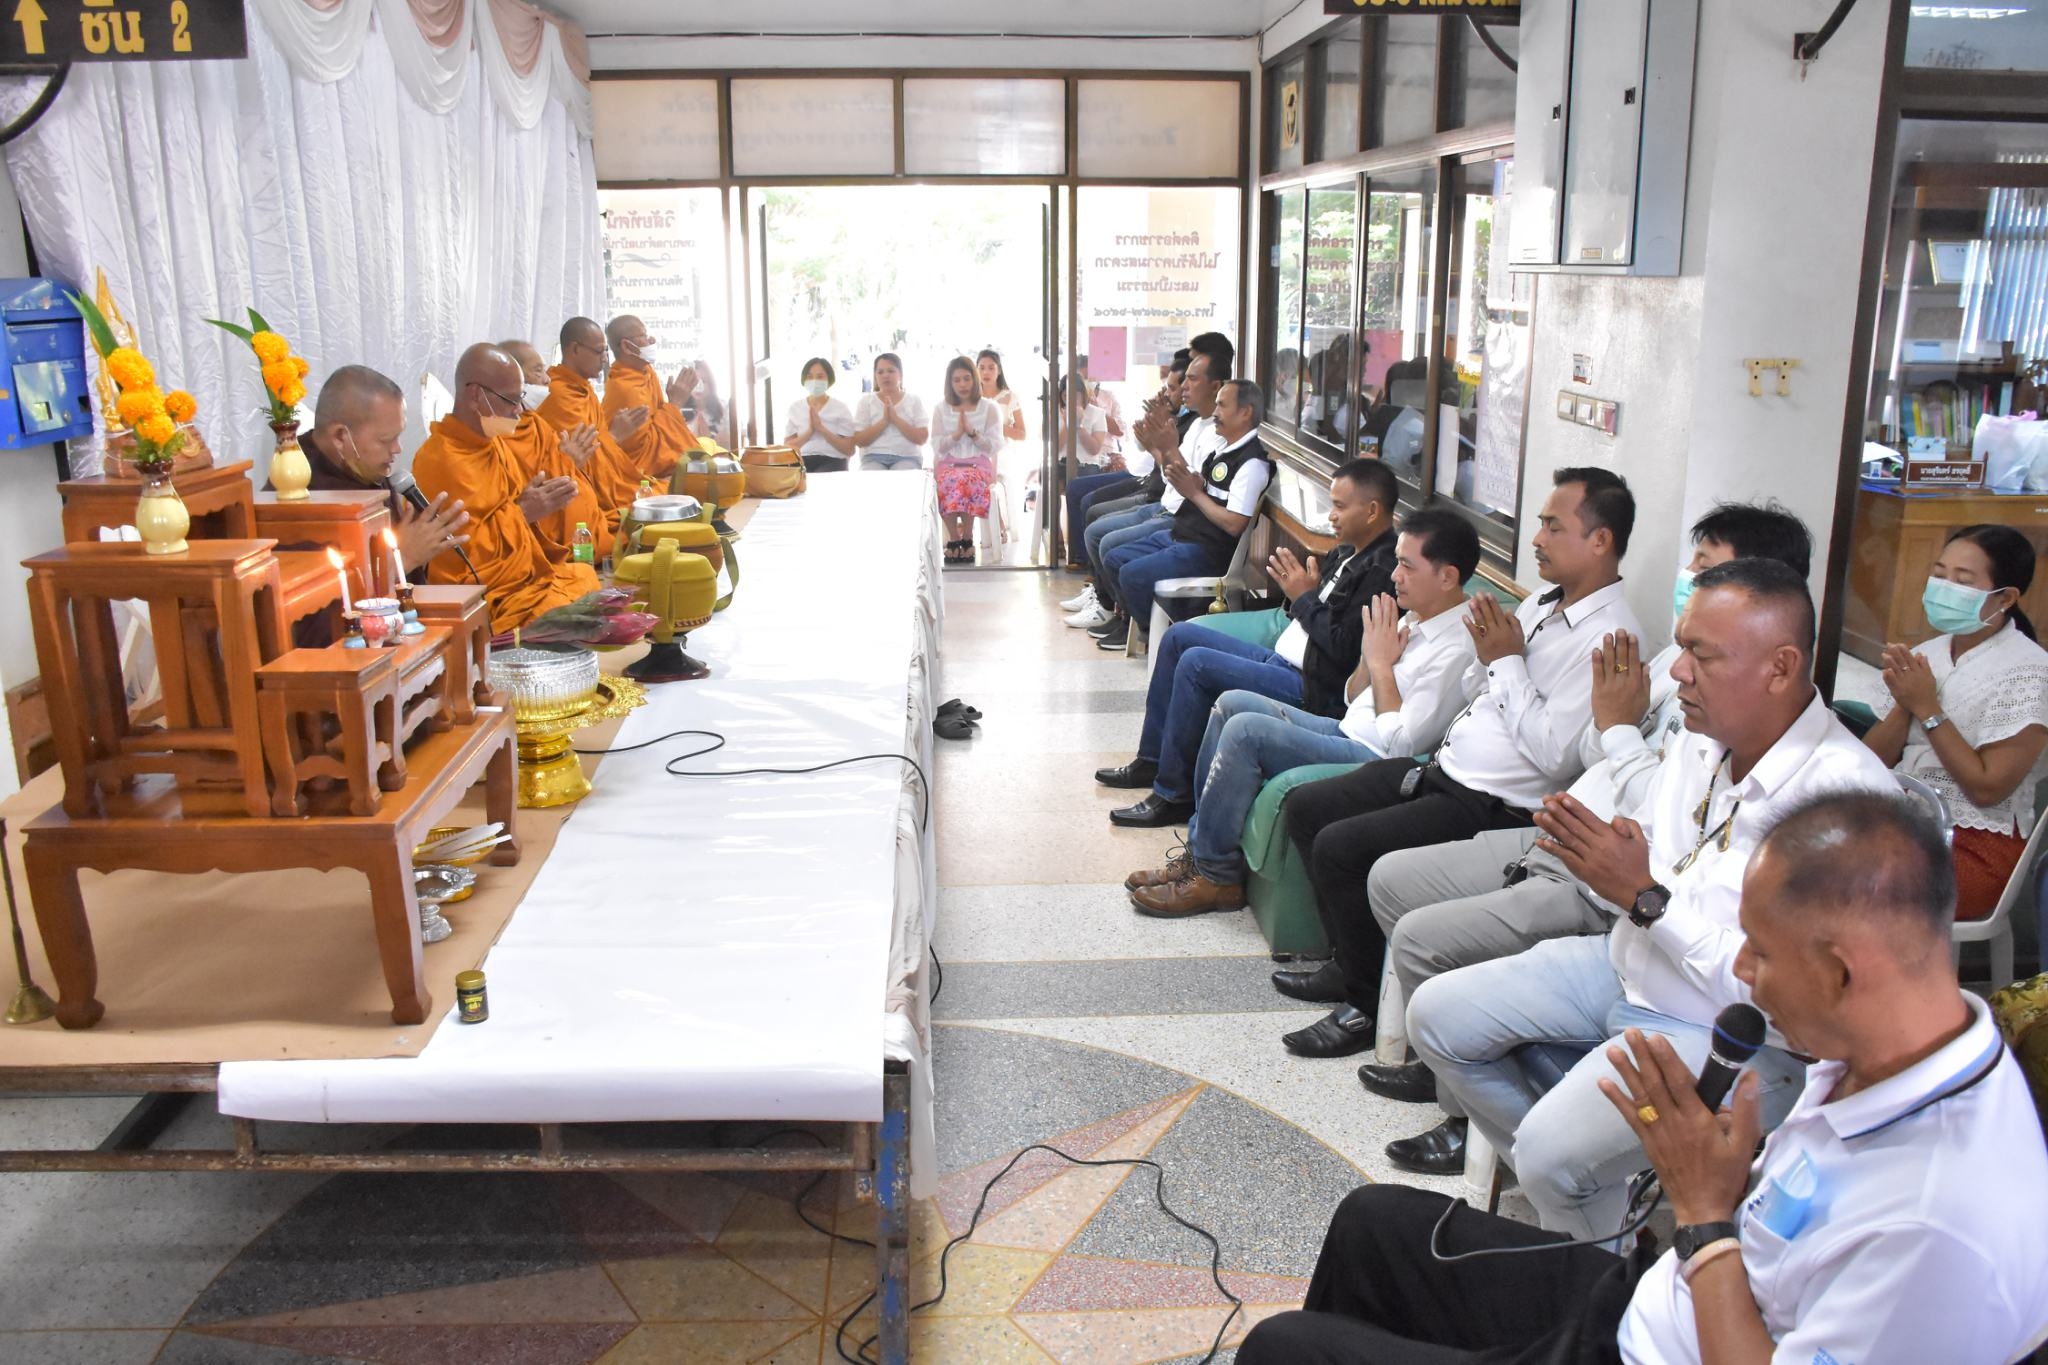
top-left (601, 313), bottom-right (703, 481)
top-left (411, 343), bottom-right (601, 631)
top-left (532, 319), bottom-right (653, 533)
top-left (292, 364), bottom-right (470, 575)
top-left (500, 339), bottom-right (621, 563)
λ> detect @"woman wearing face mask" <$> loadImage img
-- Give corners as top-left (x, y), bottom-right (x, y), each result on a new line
top-left (1865, 523), bottom-right (2048, 921)
top-left (852, 353), bottom-right (930, 472)
top-left (786, 357), bottom-right (856, 472)
top-left (932, 356), bottom-right (1002, 564)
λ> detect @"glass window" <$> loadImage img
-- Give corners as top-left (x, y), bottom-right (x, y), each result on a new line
top-left (592, 79), bottom-right (722, 182)
top-left (1446, 19), bottom-right (1518, 129)
top-left (1907, 6), bottom-right (2048, 71)
top-left (1357, 168), bottom-right (1436, 498)
top-left (1269, 56), bottom-right (1308, 174)
top-left (731, 78), bottom-right (895, 177)
top-left (1372, 16), bottom-right (1441, 148)
top-left (902, 79), bottom-right (1066, 176)
top-left (1439, 158), bottom-right (1531, 538)
top-left (1314, 29), bottom-right (1364, 163)
top-left (1079, 79), bottom-right (1243, 180)
top-left (1303, 184), bottom-right (1359, 451)
top-left (1267, 190), bottom-right (1307, 431)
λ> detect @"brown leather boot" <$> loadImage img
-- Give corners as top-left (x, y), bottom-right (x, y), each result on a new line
top-left (1124, 847), bottom-right (1192, 891)
top-left (1131, 871), bottom-right (1246, 918)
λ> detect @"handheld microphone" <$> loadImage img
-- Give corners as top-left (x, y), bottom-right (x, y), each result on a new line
top-left (1696, 1003), bottom-right (1768, 1112)
top-left (389, 469), bottom-right (482, 585)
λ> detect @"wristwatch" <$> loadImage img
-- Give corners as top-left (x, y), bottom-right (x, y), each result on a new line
top-left (1628, 883), bottom-right (1671, 929)
top-left (1673, 1221), bottom-right (1740, 1261)
top-left (1922, 711), bottom-right (1947, 733)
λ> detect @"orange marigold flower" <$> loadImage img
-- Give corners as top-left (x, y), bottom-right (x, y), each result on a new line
top-left (135, 414), bottom-right (177, 446)
top-left (106, 347), bottom-right (154, 389)
top-left (251, 331), bottom-right (289, 364)
top-left (164, 390), bottom-right (197, 423)
top-left (115, 386), bottom-right (167, 426)
top-left (291, 356), bottom-right (310, 378)
top-left (262, 360), bottom-right (297, 395)
top-left (279, 381), bottom-right (307, 408)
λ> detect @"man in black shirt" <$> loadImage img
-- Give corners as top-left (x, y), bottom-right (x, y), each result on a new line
top-left (294, 364), bottom-right (471, 577)
top-left (1098, 457), bottom-right (1400, 827)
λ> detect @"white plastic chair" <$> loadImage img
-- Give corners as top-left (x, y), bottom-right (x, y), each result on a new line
top-left (1952, 799), bottom-right (2047, 989)
top-left (1896, 771), bottom-right (1953, 844)
top-left (1375, 950), bottom-right (1407, 1065)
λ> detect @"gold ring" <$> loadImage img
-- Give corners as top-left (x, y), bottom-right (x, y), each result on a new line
top-left (1637, 1104), bottom-right (1660, 1124)
top-left (1615, 664), bottom-right (1630, 673)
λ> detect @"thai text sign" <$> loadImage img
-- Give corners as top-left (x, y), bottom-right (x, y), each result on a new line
top-left (1, 0), bottom-right (247, 65)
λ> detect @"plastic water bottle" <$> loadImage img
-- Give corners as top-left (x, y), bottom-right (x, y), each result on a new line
top-left (572, 521), bottom-right (595, 565)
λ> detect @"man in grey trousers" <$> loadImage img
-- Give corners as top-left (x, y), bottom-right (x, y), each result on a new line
top-left (1357, 502), bottom-right (1815, 1175)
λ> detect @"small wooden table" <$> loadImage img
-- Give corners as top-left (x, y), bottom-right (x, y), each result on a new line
top-left (256, 644), bottom-right (404, 817)
top-left (59, 460), bottom-right (257, 543)
top-left (411, 584), bottom-right (491, 722)
top-left (253, 490), bottom-right (394, 599)
top-left (22, 705), bottom-right (520, 1030)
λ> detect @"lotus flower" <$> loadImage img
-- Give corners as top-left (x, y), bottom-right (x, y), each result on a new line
top-left (494, 589), bottom-right (658, 649)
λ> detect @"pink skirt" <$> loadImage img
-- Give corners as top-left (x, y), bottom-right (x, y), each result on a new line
top-left (936, 462), bottom-right (994, 518)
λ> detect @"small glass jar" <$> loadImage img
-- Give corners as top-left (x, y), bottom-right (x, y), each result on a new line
top-left (454, 969), bottom-right (488, 1024)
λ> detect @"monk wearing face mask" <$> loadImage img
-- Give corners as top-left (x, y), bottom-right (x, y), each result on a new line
top-left (533, 318), bottom-right (654, 532)
top-left (500, 338), bottom-right (628, 559)
top-left (410, 343), bottom-right (601, 630)
top-left (600, 313), bottom-right (702, 481)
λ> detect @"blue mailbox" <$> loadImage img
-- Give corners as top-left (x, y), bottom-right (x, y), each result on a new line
top-left (0, 279), bottom-right (95, 449)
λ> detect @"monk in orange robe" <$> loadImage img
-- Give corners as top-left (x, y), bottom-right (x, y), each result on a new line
top-left (410, 343), bottom-right (600, 631)
top-left (534, 319), bottom-right (654, 530)
top-left (600, 313), bottom-right (703, 481)
top-left (500, 339), bottom-right (625, 562)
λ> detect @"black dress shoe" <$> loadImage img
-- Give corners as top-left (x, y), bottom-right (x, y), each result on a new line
top-left (1282, 1005), bottom-right (1375, 1058)
top-left (1357, 1060), bottom-right (1438, 1104)
top-left (1096, 619), bottom-right (1131, 650)
top-left (1094, 759), bottom-right (1158, 789)
top-left (1385, 1118), bottom-right (1467, 1175)
top-left (1270, 960), bottom-right (1346, 1003)
top-left (1110, 794), bottom-right (1195, 828)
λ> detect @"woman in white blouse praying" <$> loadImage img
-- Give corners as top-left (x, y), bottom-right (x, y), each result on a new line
top-left (1865, 522), bottom-right (2048, 921)
top-left (931, 356), bottom-right (1002, 563)
top-left (852, 352), bottom-right (930, 472)
top-left (977, 349), bottom-right (1026, 450)
top-left (786, 357), bottom-right (857, 472)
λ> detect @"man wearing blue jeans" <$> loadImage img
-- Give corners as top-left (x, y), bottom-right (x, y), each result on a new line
top-left (1126, 509), bottom-right (1480, 916)
top-left (1408, 560), bottom-right (1897, 1240)
top-left (1098, 455), bottom-right (1397, 827)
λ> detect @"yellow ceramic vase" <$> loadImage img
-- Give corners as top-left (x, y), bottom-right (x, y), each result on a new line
top-left (268, 422), bottom-right (312, 502)
top-left (135, 470), bottom-right (190, 556)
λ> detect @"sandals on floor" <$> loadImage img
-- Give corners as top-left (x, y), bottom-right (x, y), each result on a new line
top-left (937, 698), bottom-right (983, 721)
top-left (933, 713), bottom-right (978, 741)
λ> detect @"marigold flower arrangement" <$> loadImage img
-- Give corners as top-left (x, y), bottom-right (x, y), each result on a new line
top-left (65, 289), bottom-right (197, 472)
top-left (206, 308), bottom-right (310, 424)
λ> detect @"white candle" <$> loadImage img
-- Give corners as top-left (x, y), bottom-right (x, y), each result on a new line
top-left (382, 527), bottom-right (404, 593)
top-left (327, 546), bottom-right (351, 614)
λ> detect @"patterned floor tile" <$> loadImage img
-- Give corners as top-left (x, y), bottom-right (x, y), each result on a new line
top-left (603, 1246), bottom-right (817, 1324)
top-left (217, 1266), bottom-right (634, 1328)
top-left (932, 1026), bottom-right (1194, 1173)
top-left (1013, 1304), bottom-right (1285, 1364)
top-left (593, 1320), bottom-right (819, 1364)
top-left (189, 1323), bottom-right (634, 1365)
top-left (934, 1091), bottom-right (1193, 1234)
top-left (1013, 1256), bottom-right (1308, 1314)
top-left (714, 1189), bottom-right (837, 1314)
top-left (933, 957), bottom-right (1303, 1021)
top-left (0, 1331), bottom-right (170, 1365)
top-left (154, 1332), bottom-right (371, 1365)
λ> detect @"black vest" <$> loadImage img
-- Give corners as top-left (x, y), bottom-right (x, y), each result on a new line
top-left (1171, 434), bottom-right (1272, 556)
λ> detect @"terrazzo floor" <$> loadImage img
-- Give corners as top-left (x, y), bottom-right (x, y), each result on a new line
top-left (0, 568), bottom-right (1493, 1365)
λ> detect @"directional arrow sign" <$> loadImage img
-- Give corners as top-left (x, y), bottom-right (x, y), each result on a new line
top-left (13, 0), bottom-right (45, 56)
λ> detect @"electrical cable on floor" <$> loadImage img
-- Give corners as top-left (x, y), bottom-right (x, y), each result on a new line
top-left (573, 727), bottom-right (930, 832)
top-left (831, 1143), bottom-right (1244, 1365)
top-left (928, 946), bottom-right (942, 1004)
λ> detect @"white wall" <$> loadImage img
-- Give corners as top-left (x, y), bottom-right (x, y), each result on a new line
top-left (1513, 0), bottom-right (1890, 643)
top-left (0, 171), bottom-right (67, 797)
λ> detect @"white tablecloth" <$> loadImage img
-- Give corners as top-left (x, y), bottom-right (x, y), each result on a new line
top-left (218, 475), bottom-right (945, 1192)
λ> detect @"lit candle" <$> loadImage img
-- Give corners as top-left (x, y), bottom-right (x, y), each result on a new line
top-left (382, 527), bottom-right (404, 594)
top-left (327, 546), bottom-right (351, 615)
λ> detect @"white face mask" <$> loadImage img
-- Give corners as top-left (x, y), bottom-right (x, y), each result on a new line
top-left (520, 382), bottom-right (550, 411)
top-left (804, 378), bottom-right (830, 398)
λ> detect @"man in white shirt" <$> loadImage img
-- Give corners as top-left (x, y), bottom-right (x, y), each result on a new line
top-left (1410, 559), bottom-right (1899, 1239)
top-left (1271, 468), bottom-right (1643, 1059)
top-left (1357, 503), bottom-right (1816, 1176)
top-left (1125, 508), bottom-right (1483, 917)
top-left (1096, 379), bottom-right (1275, 652)
top-left (1238, 789), bottom-right (2048, 1365)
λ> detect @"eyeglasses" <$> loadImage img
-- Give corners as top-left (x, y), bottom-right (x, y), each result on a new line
top-left (473, 382), bottom-right (526, 413)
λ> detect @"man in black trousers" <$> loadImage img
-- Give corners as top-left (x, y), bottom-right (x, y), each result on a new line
top-left (1239, 791), bottom-right (2048, 1365)
top-left (1272, 468), bottom-right (1641, 1057)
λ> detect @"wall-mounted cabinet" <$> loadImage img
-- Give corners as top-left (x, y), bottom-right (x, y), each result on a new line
top-left (1509, 0), bottom-right (1699, 277)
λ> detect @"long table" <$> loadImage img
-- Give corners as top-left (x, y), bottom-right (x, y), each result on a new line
top-left (1, 474), bottom-right (944, 1363)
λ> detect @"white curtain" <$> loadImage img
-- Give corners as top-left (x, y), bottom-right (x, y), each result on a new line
top-left (1, 3), bottom-right (601, 479)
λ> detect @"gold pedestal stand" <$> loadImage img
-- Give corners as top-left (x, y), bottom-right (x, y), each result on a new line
top-left (1, 820), bottom-right (54, 1025)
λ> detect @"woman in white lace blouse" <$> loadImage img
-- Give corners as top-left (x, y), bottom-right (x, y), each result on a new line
top-left (1866, 523), bottom-right (2048, 920)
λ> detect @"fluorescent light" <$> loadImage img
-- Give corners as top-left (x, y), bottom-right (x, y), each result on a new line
top-left (1910, 6), bottom-right (2029, 17)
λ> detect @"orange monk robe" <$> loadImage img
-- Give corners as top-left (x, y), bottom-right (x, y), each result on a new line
top-left (410, 415), bottom-right (602, 632)
top-left (600, 361), bottom-right (701, 481)
top-left (538, 365), bottom-right (645, 530)
top-left (499, 410), bottom-right (614, 564)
